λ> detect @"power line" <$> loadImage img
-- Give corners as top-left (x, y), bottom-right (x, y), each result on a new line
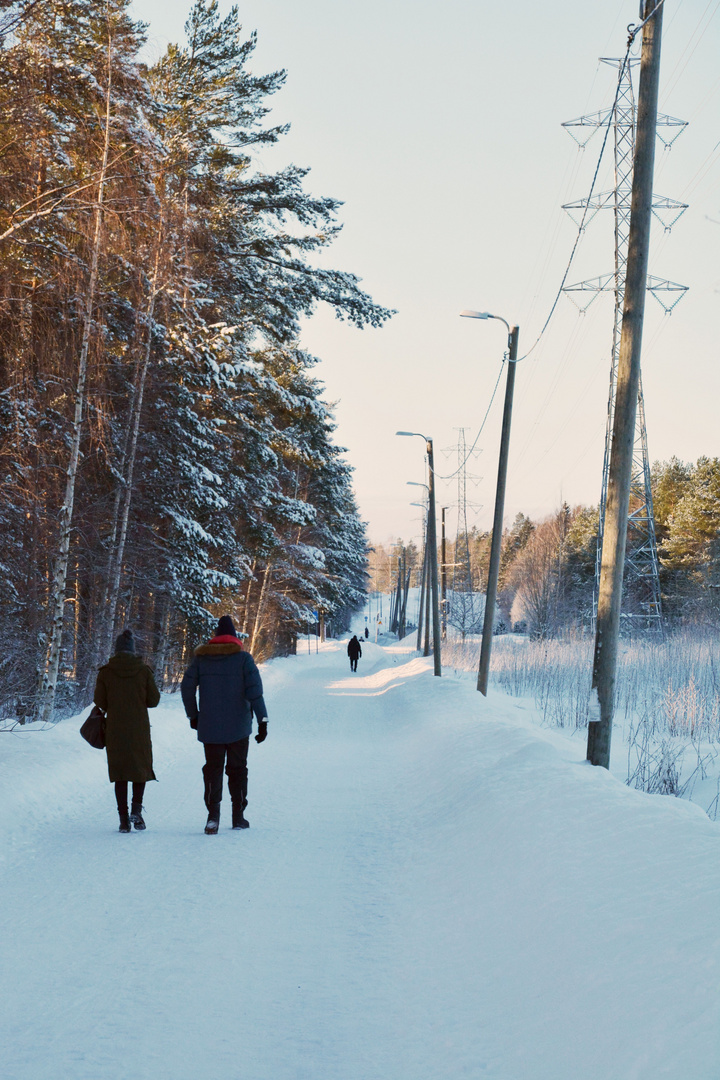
top-left (435, 358), bottom-right (505, 481)
top-left (518, 48), bottom-right (633, 361)
top-left (446, 5), bottom-right (686, 496)
top-left (662, 0), bottom-right (720, 100)
top-left (517, 4), bottom-right (672, 363)
top-left (633, 0), bottom-right (668, 38)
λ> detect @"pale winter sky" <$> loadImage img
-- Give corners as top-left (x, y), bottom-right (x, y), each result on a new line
top-left (132, 0), bottom-right (720, 548)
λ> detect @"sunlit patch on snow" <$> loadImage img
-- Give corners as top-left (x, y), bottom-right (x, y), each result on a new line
top-left (326, 656), bottom-right (432, 696)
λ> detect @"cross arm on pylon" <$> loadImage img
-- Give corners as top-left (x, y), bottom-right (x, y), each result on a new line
top-left (562, 273), bottom-right (688, 314)
top-left (562, 192), bottom-right (687, 231)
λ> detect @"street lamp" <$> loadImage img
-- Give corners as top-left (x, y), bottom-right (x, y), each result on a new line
top-left (459, 310), bottom-right (520, 695)
top-left (396, 431), bottom-right (442, 677)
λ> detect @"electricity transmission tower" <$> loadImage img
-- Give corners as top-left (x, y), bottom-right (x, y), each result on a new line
top-left (562, 57), bottom-right (687, 633)
top-left (449, 428), bottom-right (483, 636)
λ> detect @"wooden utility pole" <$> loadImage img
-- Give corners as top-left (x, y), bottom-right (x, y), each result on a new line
top-left (423, 548), bottom-right (431, 658)
top-left (396, 555), bottom-right (405, 638)
top-left (416, 524), bottom-right (428, 652)
top-left (477, 326), bottom-right (519, 695)
top-left (398, 428), bottom-right (440, 671)
top-left (399, 562), bottom-right (410, 639)
top-left (441, 507), bottom-right (448, 641)
top-left (393, 556), bottom-right (403, 634)
top-left (588, 0), bottom-right (664, 768)
top-left (388, 556), bottom-right (397, 632)
top-left (426, 439), bottom-right (442, 676)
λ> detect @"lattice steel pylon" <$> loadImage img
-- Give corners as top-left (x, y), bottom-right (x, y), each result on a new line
top-left (562, 58), bottom-right (688, 634)
top-left (449, 428), bottom-right (482, 637)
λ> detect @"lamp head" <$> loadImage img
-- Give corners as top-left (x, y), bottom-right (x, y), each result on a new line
top-left (459, 310), bottom-right (492, 319)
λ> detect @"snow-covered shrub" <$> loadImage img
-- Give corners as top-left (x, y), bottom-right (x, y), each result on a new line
top-left (443, 628), bottom-right (720, 805)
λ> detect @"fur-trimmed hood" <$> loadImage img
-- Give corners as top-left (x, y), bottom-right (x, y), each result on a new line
top-left (194, 641), bottom-right (244, 657)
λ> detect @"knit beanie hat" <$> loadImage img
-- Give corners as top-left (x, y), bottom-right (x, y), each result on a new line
top-left (216, 615), bottom-right (237, 637)
top-left (115, 629), bottom-right (136, 654)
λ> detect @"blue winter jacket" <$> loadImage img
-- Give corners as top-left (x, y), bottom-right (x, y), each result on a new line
top-left (181, 640), bottom-right (268, 744)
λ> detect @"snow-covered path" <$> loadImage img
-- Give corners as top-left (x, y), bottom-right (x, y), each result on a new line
top-left (2, 640), bottom-right (719, 1080)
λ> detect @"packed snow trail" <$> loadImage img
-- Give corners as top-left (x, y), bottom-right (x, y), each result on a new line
top-left (1, 639), bottom-right (719, 1080)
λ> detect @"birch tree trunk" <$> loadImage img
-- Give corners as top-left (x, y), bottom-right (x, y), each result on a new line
top-left (85, 326), bottom-right (142, 682)
top-left (241, 560), bottom-right (257, 636)
top-left (99, 236), bottom-right (163, 661)
top-left (37, 23), bottom-right (114, 722)
top-left (153, 596), bottom-right (172, 690)
top-left (249, 562), bottom-right (272, 656)
top-left (100, 317), bottom-right (144, 587)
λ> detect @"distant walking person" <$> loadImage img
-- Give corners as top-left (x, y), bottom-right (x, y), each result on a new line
top-left (364, 626), bottom-right (369, 639)
top-left (347, 634), bottom-right (362, 672)
top-left (93, 629), bottom-right (160, 833)
top-left (181, 615), bottom-right (268, 835)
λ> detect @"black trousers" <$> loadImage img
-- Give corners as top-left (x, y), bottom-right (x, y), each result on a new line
top-left (350, 657), bottom-right (358, 671)
top-left (203, 738), bottom-right (249, 811)
top-left (115, 781), bottom-right (146, 813)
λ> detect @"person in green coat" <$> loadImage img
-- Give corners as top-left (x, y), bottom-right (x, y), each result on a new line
top-left (93, 629), bottom-right (160, 833)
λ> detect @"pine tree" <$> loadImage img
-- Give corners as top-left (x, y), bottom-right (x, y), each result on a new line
top-left (0, 0), bottom-right (391, 719)
top-left (661, 457), bottom-right (720, 619)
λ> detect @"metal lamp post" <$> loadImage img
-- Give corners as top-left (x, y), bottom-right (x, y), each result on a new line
top-left (459, 311), bottom-right (520, 695)
top-left (396, 432), bottom-right (442, 676)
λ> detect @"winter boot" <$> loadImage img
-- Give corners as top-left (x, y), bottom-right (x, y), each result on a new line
top-left (232, 804), bottom-right (249, 829)
top-left (130, 804), bottom-right (146, 831)
top-left (118, 811), bottom-right (131, 833)
top-left (204, 808), bottom-right (220, 835)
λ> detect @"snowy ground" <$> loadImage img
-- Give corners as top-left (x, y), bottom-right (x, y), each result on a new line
top-left (2, 638), bottom-right (719, 1080)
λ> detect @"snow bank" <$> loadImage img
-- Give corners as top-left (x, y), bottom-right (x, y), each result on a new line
top-left (1, 641), bottom-right (719, 1079)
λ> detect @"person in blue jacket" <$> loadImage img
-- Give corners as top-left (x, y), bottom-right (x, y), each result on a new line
top-left (181, 615), bottom-right (268, 834)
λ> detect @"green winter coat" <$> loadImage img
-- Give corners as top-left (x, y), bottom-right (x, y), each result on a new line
top-left (93, 654), bottom-right (160, 783)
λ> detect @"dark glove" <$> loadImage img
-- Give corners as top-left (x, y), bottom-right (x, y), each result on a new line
top-left (189, 715), bottom-right (198, 730)
top-left (255, 720), bottom-right (268, 744)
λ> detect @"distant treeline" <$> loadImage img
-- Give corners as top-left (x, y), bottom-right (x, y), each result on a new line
top-left (371, 456), bottom-right (720, 638)
top-left (0, 1), bottom-right (391, 721)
